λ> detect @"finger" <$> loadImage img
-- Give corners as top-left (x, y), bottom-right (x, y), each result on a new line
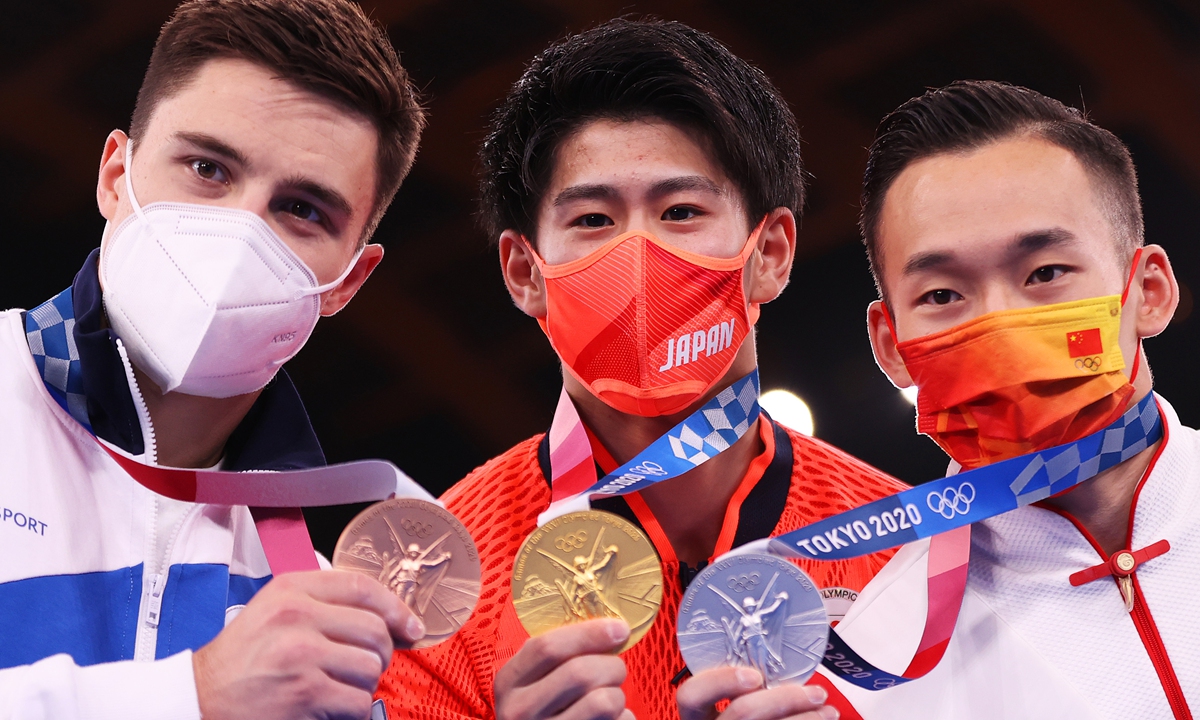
top-left (555, 687), bottom-right (627, 720)
top-left (677, 667), bottom-right (763, 720)
top-left (722, 684), bottom-right (829, 720)
top-left (502, 619), bottom-right (630, 688)
top-left (285, 570), bottom-right (425, 643)
top-left (309, 675), bottom-right (376, 720)
top-left (313, 603), bottom-right (394, 668)
top-left (521, 655), bottom-right (625, 718)
top-left (316, 639), bottom-right (386, 692)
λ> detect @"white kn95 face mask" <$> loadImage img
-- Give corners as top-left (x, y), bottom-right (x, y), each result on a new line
top-left (100, 140), bottom-right (362, 398)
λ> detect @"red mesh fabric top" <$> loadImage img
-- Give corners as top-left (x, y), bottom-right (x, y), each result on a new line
top-left (377, 424), bottom-right (907, 719)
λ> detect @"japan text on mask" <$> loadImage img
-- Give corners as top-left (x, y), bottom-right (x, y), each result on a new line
top-left (528, 223), bottom-right (764, 417)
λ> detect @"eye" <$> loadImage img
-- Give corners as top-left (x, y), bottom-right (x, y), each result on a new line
top-left (1027, 265), bottom-right (1067, 285)
top-left (281, 199), bottom-right (321, 223)
top-left (190, 159), bottom-right (227, 183)
top-left (663, 206), bottom-right (700, 221)
top-left (919, 288), bottom-right (963, 306)
top-left (573, 213), bottom-right (613, 228)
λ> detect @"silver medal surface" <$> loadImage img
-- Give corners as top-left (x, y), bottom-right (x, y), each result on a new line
top-left (677, 553), bottom-right (829, 687)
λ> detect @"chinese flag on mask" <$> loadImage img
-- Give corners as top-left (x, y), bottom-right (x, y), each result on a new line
top-left (1067, 328), bottom-right (1104, 358)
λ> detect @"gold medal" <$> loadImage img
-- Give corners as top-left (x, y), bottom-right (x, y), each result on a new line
top-left (334, 498), bottom-right (481, 649)
top-left (511, 510), bottom-right (662, 651)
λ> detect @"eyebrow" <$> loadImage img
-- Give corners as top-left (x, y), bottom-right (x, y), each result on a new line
top-left (901, 227), bottom-right (1080, 277)
top-left (173, 131), bottom-right (251, 170)
top-left (1012, 227), bottom-right (1078, 255)
top-left (551, 175), bottom-right (725, 207)
top-left (280, 174), bottom-right (354, 219)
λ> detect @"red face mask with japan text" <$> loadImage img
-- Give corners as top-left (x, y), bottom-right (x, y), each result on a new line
top-left (527, 225), bottom-right (762, 417)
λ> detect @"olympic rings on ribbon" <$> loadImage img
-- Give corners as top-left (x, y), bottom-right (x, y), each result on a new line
top-left (926, 482), bottom-right (976, 520)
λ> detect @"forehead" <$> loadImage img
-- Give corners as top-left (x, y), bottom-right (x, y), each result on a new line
top-left (876, 136), bottom-right (1115, 272)
top-left (143, 58), bottom-right (378, 198)
top-left (546, 118), bottom-right (729, 193)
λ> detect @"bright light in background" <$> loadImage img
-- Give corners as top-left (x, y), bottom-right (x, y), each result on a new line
top-left (760, 389), bottom-right (814, 436)
top-left (900, 386), bottom-right (918, 405)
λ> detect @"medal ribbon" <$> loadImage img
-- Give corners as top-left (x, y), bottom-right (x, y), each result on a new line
top-left (726, 391), bottom-right (1163, 690)
top-left (26, 287), bottom-right (435, 575)
top-left (539, 369), bottom-right (760, 525)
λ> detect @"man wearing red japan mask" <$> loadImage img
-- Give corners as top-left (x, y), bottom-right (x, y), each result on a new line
top-left (378, 18), bottom-right (908, 720)
top-left (819, 81), bottom-right (1195, 719)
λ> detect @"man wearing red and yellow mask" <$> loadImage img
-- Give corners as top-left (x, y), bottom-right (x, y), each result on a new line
top-left (377, 18), bottom-right (909, 720)
top-left (822, 81), bottom-right (1196, 719)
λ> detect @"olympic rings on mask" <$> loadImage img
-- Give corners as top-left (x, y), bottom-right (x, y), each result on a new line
top-left (1074, 356), bottom-right (1102, 372)
top-left (927, 482), bottom-right (976, 520)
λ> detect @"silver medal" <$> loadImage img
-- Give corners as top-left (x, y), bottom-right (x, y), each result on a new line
top-left (677, 553), bottom-right (829, 687)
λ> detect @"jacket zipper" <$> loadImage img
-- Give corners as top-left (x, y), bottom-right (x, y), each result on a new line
top-left (1129, 574), bottom-right (1193, 719)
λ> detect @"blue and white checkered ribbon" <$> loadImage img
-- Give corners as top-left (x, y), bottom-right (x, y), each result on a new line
top-left (25, 288), bottom-right (91, 431)
top-left (746, 391), bottom-right (1163, 562)
top-left (583, 369), bottom-right (761, 498)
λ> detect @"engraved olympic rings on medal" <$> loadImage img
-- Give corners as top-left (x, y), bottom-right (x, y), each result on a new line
top-left (726, 572), bottom-right (760, 592)
top-left (334, 497), bottom-right (481, 649)
top-left (554, 531), bottom-right (588, 552)
top-left (400, 517), bottom-right (433, 538)
top-left (512, 510), bottom-right (662, 652)
top-left (678, 553), bottom-right (829, 688)
top-left (1074, 356), bottom-right (1103, 372)
top-left (926, 482), bottom-right (976, 520)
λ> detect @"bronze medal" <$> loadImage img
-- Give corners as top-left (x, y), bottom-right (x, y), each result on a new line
top-left (334, 498), bottom-right (481, 649)
top-left (511, 509), bottom-right (662, 652)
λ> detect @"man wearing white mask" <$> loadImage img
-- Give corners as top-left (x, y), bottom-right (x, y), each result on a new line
top-left (0, 1), bottom-right (428, 719)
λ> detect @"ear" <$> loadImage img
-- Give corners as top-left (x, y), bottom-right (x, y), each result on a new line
top-left (499, 229), bottom-right (546, 318)
top-left (745, 207), bottom-right (796, 304)
top-left (866, 299), bottom-right (914, 388)
top-left (319, 243), bottom-right (384, 316)
top-left (1128, 244), bottom-right (1179, 340)
top-left (96, 130), bottom-right (129, 222)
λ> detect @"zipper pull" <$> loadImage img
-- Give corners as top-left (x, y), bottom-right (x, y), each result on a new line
top-left (1116, 574), bottom-right (1135, 613)
top-left (145, 573), bottom-right (167, 628)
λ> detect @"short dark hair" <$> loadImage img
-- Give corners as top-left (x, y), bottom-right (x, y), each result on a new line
top-left (131, 0), bottom-right (425, 237)
top-left (477, 18), bottom-right (804, 241)
top-left (861, 80), bottom-right (1143, 298)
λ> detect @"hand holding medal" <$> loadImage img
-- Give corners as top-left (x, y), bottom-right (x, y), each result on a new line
top-left (334, 497), bottom-right (481, 648)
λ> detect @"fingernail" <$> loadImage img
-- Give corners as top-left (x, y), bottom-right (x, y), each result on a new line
top-left (607, 620), bottom-right (630, 644)
top-left (736, 667), bottom-right (763, 689)
top-left (819, 707), bottom-right (840, 720)
top-left (805, 685), bottom-right (828, 704)
top-left (406, 615), bottom-right (426, 640)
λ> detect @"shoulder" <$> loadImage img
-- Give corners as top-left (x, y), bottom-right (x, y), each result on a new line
top-left (441, 434), bottom-right (550, 567)
top-left (781, 424), bottom-right (909, 507)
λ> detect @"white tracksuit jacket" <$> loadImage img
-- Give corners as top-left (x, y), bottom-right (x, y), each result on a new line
top-left (823, 395), bottom-right (1200, 720)
top-left (0, 254), bottom-right (327, 719)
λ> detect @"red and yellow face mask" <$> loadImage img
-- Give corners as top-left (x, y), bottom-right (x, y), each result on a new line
top-left (894, 293), bottom-right (1137, 470)
top-left (528, 227), bottom-right (761, 417)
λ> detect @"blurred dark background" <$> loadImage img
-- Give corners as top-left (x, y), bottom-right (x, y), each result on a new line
top-left (3, 0), bottom-right (1197, 557)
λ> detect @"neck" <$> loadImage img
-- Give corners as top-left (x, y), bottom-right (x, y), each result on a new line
top-left (1041, 367), bottom-right (1158, 556)
top-left (565, 341), bottom-right (762, 565)
top-left (132, 365), bottom-right (260, 468)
